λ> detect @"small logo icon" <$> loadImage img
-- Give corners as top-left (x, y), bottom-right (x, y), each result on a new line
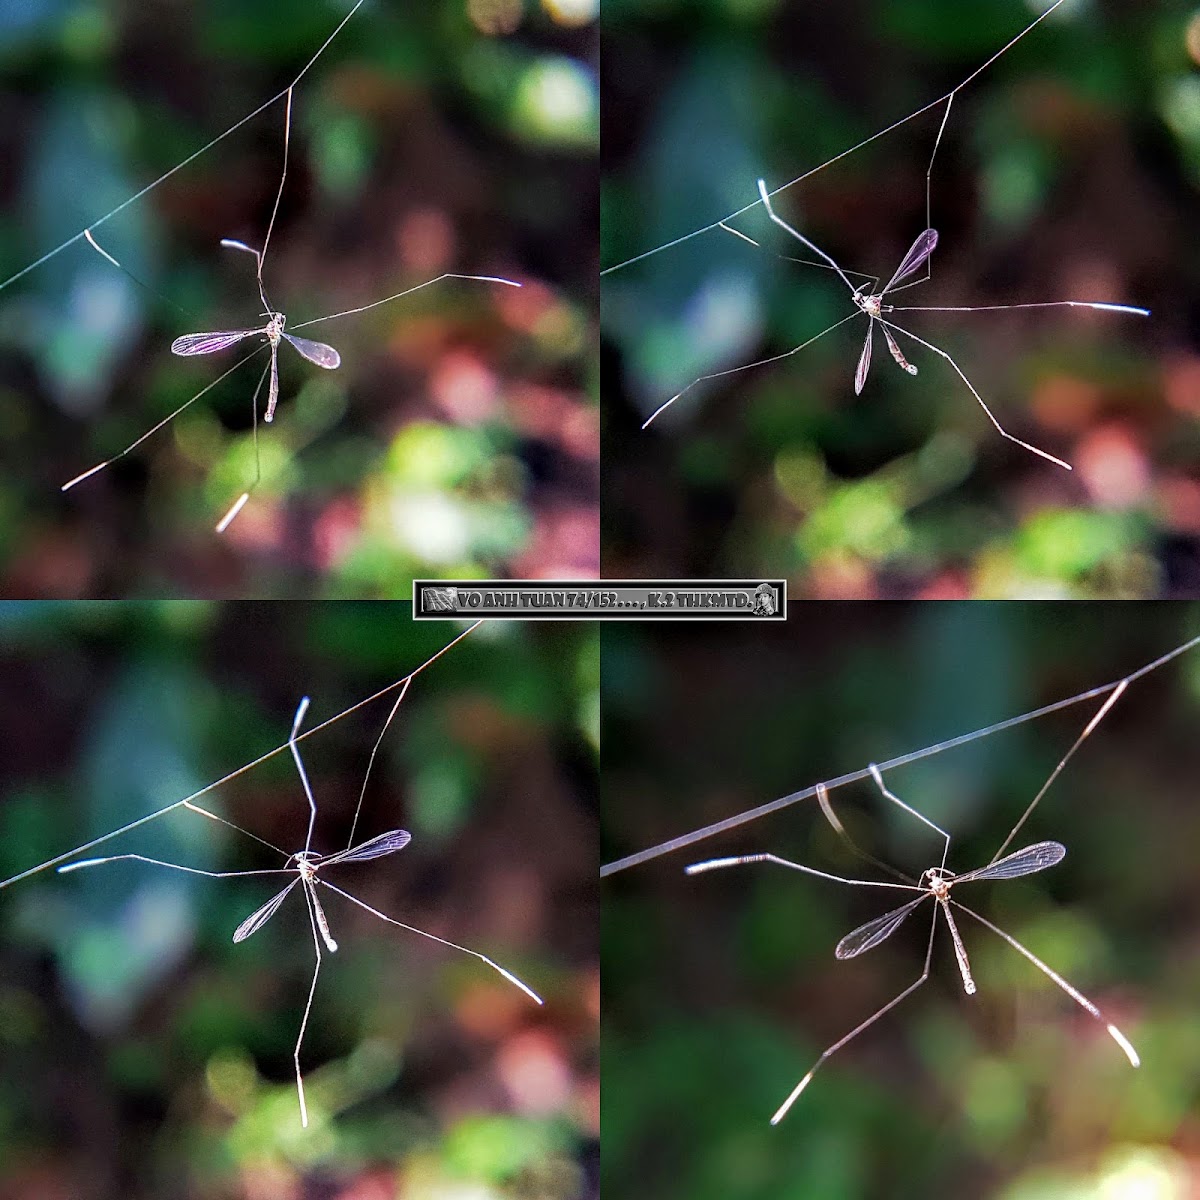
top-left (421, 586), bottom-right (461, 613)
top-left (752, 583), bottom-right (778, 617)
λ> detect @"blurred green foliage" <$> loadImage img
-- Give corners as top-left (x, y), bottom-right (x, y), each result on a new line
top-left (603, 0), bottom-right (1200, 597)
top-left (0, 0), bottom-right (598, 597)
top-left (602, 603), bottom-right (1200, 1199)
top-left (0, 601), bottom-right (598, 1198)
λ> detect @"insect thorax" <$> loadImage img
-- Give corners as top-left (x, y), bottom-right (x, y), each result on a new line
top-left (920, 866), bottom-right (954, 898)
top-left (266, 312), bottom-right (286, 343)
top-left (854, 291), bottom-right (883, 318)
top-left (292, 849), bottom-right (319, 879)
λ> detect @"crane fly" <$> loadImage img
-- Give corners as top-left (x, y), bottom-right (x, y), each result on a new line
top-left (686, 741), bottom-right (1140, 1126)
top-left (57, 692), bottom-right (543, 1128)
top-left (171, 297), bottom-right (341, 427)
top-left (644, 179), bottom-right (1149, 473)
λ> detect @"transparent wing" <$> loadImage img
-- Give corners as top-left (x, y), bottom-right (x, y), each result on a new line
top-left (283, 333), bottom-right (341, 369)
top-left (835, 895), bottom-right (927, 960)
top-left (171, 330), bottom-right (260, 356)
top-left (883, 229), bottom-right (938, 293)
top-left (232, 879), bottom-right (298, 943)
top-left (954, 841), bottom-right (1066, 885)
top-left (325, 829), bottom-right (412, 865)
top-left (854, 323), bottom-right (873, 395)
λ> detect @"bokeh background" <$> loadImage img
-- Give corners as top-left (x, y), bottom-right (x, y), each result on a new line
top-left (603, 0), bottom-right (1200, 597)
top-left (0, 0), bottom-right (598, 598)
top-left (0, 602), bottom-right (598, 1198)
top-left (603, 603), bottom-right (1200, 1199)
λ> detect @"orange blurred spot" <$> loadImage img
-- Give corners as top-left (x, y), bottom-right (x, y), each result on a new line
top-left (809, 555), bottom-right (878, 599)
top-left (334, 1171), bottom-right (397, 1200)
top-left (313, 496), bottom-right (362, 570)
top-left (1158, 475), bottom-right (1200, 534)
top-left (496, 1029), bottom-right (572, 1113)
top-left (509, 384), bottom-right (598, 461)
top-left (468, 0), bottom-right (523, 35)
top-left (494, 279), bottom-right (558, 334)
top-left (242, 1165), bottom-right (299, 1200)
top-left (916, 573), bottom-right (971, 600)
top-left (1076, 423), bottom-right (1150, 509)
top-left (1187, 12), bottom-right (1200, 65)
top-left (1163, 354), bottom-right (1200, 417)
top-left (456, 980), bottom-right (529, 1039)
top-left (511, 505), bottom-right (600, 577)
top-left (1031, 374), bottom-right (1102, 433)
top-left (395, 207), bottom-right (455, 276)
top-left (430, 350), bottom-right (499, 423)
top-left (561, 405), bottom-right (599, 461)
top-left (583, 967), bottom-right (599, 1023)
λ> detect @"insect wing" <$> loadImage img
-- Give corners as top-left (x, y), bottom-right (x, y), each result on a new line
top-left (283, 333), bottom-right (341, 369)
top-left (233, 880), bottom-right (298, 943)
top-left (954, 841), bottom-right (1066, 885)
top-left (854, 323), bottom-right (873, 395)
top-left (328, 829), bottom-right (412, 865)
top-left (171, 330), bottom-right (260, 356)
top-left (882, 229), bottom-right (938, 294)
top-left (835, 895), bottom-right (926, 959)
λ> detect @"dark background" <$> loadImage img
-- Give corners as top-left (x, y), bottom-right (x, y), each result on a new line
top-left (0, 602), bottom-right (598, 1198)
top-left (602, 602), bottom-right (1200, 1199)
top-left (602, 0), bottom-right (1200, 597)
top-left (0, 0), bottom-right (598, 598)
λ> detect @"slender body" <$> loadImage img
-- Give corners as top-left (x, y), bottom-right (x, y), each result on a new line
top-left (170, 304), bottom-right (341, 424)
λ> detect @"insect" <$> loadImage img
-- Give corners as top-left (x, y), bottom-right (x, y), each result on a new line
top-left (171, 239), bottom-right (342, 426)
top-left (44, 24), bottom-right (520, 534)
top-left (686, 758), bottom-right (1139, 1125)
top-left (56, 691), bottom-right (543, 1128)
top-left (643, 180), bottom-right (1148, 470)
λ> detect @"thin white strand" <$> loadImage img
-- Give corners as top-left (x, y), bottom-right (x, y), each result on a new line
top-left (318, 879), bottom-right (544, 1006)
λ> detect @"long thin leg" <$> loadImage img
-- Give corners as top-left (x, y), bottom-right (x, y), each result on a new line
top-left (886, 300), bottom-right (1150, 317)
top-left (641, 312), bottom-right (861, 429)
top-left (0, 2), bottom-right (369, 298)
top-left (951, 900), bottom-right (1139, 1067)
top-left (288, 273), bottom-right (522, 332)
top-left (61, 348), bottom-right (269, 493)
top-left (56, 854), bottom-right (290, 878)
top-left (880, 95), bottom-right (955, 299)
top-left (257, 87), bottom-right (292, 309)
top-left (815, 783), bottom-right (917, 886)
top-left (771, 906), bottom-right (938, 1124)
top-left (295, 882), bottom-right (325, 1128)
top-left (215, 359), bottom-right (271, 535)
top-left (601, 2), bottom-right (1072, 277)
top-left (990, 681), bottom-right (1127, 864)
top-left (182, 799), bottom-right (288, 855)
top-left (685, 851), bottom-right (921, 894)
top-left (756, 179), bottom-right (858, 297)
top-left (1, 623), bottom-right (482, 895)
top-left (346, 678), bottom-right (412, 851)
top-left (317, 879), bottom-right (544, 1005)
top-left (880, 316), bottom-right (1072, 471)
top-left (868, 763), bottom-right (951, 870)
top-left (288, 697), bottom-right (318, 854)
top-left (717, 220), bottom-right (877, 286)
